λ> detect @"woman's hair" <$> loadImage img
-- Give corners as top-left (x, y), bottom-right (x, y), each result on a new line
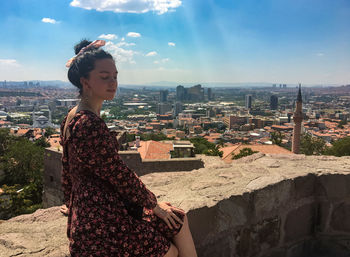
top-left (67, 39), bottom-right (114, 96)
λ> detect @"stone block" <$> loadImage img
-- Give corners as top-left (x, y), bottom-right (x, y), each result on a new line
top-left (284, 203), bottom-right (316, 243)
top-left (253, 180), bottom-right (292, 219)
top-left (187, 206), bottom-right (218, 245)
top-left (235, 217), bottom-right (280, 257)
top-left (293, 174), bottom-right (316, 200)
top-left (314, 201), bottom-right (331, 233)
top-left (330, 202), bottom-right (350, 232)
top-left (216, 195), bottom-right (250, 232)
top-left (317, 174), bottom-right (350, 201)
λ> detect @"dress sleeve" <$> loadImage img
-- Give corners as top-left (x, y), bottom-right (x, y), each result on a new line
top-left (71, 114), bottom-right (157, 210)
top-left (60, 115), bottom-right (72, 208)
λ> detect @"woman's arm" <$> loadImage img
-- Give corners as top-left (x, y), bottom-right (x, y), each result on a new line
top-left (71, 114), bottom-right (157, 209)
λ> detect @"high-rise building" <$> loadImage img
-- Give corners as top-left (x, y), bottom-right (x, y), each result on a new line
top-left (207, 88), bottom-right (213, 101)
top-left (176, 85), bottom-right (185, 101)
top-left (188, 84), bottom-right (204, 101)
top-left (245, 95), bottom-right (252, 109)
top-left (159, 90), bottom-right (168, 103)
top-left (157, 103), bottom-right (172, 115)
top-left (270, 95), bottom-right (278, 110)
top-left (292, 84), bottom-right (303, 154)
top-left (173, 102), bottom-right (183, 117)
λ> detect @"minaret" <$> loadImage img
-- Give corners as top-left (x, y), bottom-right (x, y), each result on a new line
top-left (292, 84), bottom-right (303, 153)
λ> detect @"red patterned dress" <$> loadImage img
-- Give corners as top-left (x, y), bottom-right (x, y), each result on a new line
top-left (59, 109), bottom-right (184, 256)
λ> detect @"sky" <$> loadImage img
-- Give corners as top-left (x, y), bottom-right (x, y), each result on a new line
top-left (0, 0), bottom-right (349, 85)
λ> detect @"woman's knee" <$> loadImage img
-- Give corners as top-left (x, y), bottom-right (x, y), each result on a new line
top-left (164, 243), bottom-right (178, 257)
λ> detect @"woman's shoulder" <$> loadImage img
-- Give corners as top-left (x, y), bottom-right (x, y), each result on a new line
top-left (71, 110), bottom-right (108, 135)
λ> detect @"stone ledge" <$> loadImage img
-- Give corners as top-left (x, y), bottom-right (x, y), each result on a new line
top-left (2, 154), bottom-right (350, 256)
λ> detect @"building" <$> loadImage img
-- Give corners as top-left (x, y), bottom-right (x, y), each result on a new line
top-left (270, 95), bottom-right (278, 110)
top-left (223, 115), bottom-right (247, 130)
top-left (56, 99), bottom-right (79, 108)
top-left (176, 85), bottom-right (185, 101)
top-left (32, 109), bottom-right (55, 128)
top-left (187, 84), bottom-right (204, 101)
top-left (159, 90), bottom-right (168, 103)
top-left (207, 88), bottom-right (213, 101)
top-left (173, 102), bottom-right (183, 117)
top-left (245, 95), bottom-right (252, 109)
top-left (157, 103), bottom-right (172, 115)
top-left (292, 84), bottom-right (303, 154)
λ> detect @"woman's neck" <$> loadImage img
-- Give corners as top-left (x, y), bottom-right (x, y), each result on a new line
top-left (77, 96), bottom-right (103, 117)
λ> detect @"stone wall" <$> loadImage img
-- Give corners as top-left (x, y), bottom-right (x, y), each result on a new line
top-left (1, 154), bottom-right (350, 257)
top-left (42, 147), bottom-right (204, 208)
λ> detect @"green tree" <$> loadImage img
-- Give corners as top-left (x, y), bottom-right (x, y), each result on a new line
top-left (232, 147), bottom-right (258, 160)
top-left (189, 137), bottom-right (222, 156)
top-left (0, 128), bottom-right (14, 156)
top-left (337, 120), bottom-right (347, 129)
top-left (34, 137), bottom-right (51, 148)
top-left (0, 183), bottom-right (42, 220)
top-left (2, 138), bottom-right (44, 185)
top-left (44, 127), bottom-right (57, 137)
top-left (204, 145), bottom-right (223, 157)
top-left (326, 136), bottom-right (350, 156)
top-left (271, 131), bottom-right (284, 146)
top-left (300, 133), bottom-right (328, 155)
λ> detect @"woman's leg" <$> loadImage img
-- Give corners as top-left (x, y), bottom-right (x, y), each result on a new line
top-left (173, 214), bottom-right (198, 257)
top-left (164, 243), bottom-right (179, 257)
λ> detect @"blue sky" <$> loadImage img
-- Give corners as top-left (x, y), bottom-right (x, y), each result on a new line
top-left (0, 0), bottom-right (349, 85)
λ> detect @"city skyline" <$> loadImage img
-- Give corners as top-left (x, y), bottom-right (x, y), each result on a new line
top-left (1, 0), bottom-right (350, 85)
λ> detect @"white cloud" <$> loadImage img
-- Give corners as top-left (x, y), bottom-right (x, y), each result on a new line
top-left (0, 59), bottom-right (20, 67)
top-left (98, 34), bottom-right (118, 40)
top-left (161, 58), bottom-right (170, 63)
top-left (104, 41), bottom-right (137, 64)
top-left (168, 42), bottom-right (175, 47)
top-left (146, 51), bottom-right (157, 57)
top-left (117, 42), bottom-right (136, 47)
top-left (70, 0), bottom-right (182, 15)
top-left (316, 53), bottom-right (325, 57)
top-left (127, 32), bottom-right (141, 38)
top-left (41, 17), bottom-right (58, 24)
top-left (153, 60), bottom-right (159, 64)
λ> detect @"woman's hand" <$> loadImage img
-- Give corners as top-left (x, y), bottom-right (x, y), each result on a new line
top-left (60, 204), bottom-right (69, 216)
top-left (153, 202), bottom-right (185, 229)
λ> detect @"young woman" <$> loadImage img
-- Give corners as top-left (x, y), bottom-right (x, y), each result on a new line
top-left (59, 39), bottom-right (197, 257)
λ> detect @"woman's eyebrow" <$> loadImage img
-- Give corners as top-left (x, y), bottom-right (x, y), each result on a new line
top-left (99, 71), bottom-right (118, 74)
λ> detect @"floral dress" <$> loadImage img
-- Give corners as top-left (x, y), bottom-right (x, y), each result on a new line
top-left (59, 109), bottom-right (184, 256)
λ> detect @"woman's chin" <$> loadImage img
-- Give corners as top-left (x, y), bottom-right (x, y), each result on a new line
top-left (105, 94), bottom-right (116, 101)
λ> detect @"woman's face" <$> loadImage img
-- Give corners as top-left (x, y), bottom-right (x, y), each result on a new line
top-left (81, 58), bottom-right (118, 101)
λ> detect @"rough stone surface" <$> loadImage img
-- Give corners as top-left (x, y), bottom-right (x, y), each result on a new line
top-left (1, 154), bottom-right (350, 256)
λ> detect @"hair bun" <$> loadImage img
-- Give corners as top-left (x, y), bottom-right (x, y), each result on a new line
top-left (74, 39), bottom-right (92, 54)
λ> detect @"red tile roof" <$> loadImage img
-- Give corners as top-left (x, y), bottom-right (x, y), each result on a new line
top-left (137, 140), bottom-right (173, 160)
top-left (220, 143), bottom-right (293, 163)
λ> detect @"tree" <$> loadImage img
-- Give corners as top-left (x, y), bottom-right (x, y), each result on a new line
top-left (337, 120), bottom-right (347, 129)
top-left (44, 127), bottom-right (57, 137)
top-left (2, 137), bottom-right (44, 185)
top-left (270, 131), bottom-right (284, 146)
top-left (326, 136), bottom-right (350, 156)
top-left (232, 147), bottom-right (258, 160)
top-left (300, 133), bottom-right (328, 155)
top-left (204, 145), bottom-right (223, 157)
top-left (189, 137), bottom-right (222, 156)
top-left (34, 137), bottom-right (51, 148)
top-left (0, 128), bottom-right (14, 156)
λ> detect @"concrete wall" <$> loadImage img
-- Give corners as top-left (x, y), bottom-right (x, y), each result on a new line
top-left (42, 148), bottom-right (204, 208)
top-left (2, 154), bottom-right (350, 257)
top-left (187, 173), bottom-right (350, 257)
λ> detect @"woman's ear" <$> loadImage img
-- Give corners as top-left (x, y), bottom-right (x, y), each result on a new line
top-left (80, 77), bottom-right (88, 88)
